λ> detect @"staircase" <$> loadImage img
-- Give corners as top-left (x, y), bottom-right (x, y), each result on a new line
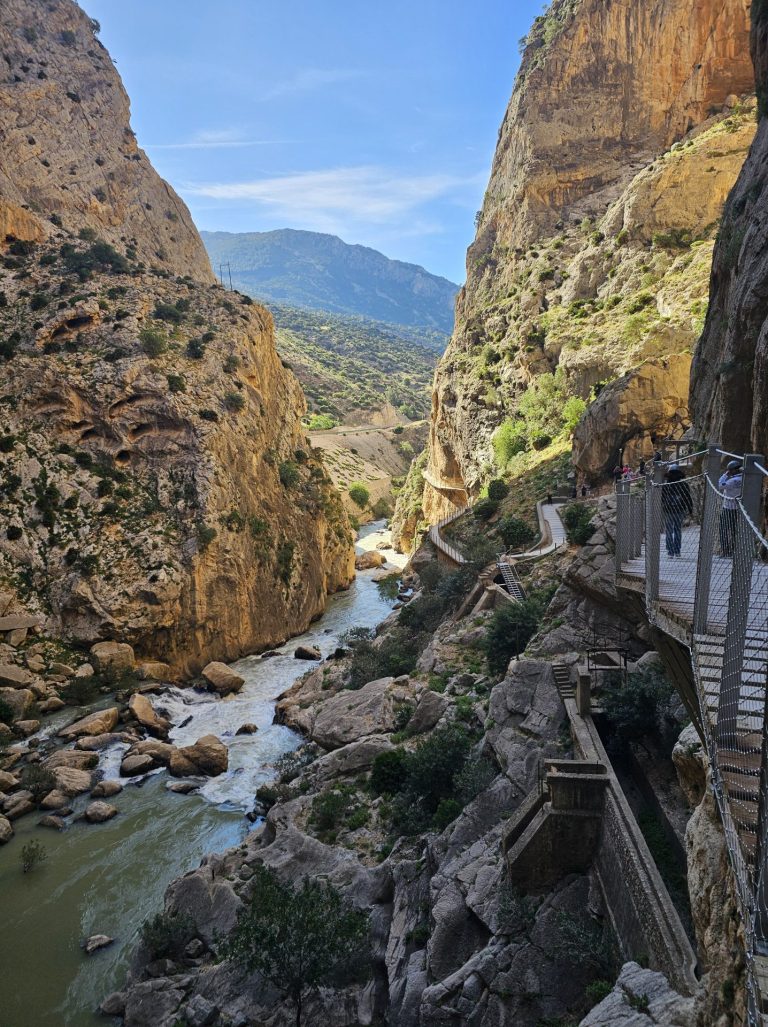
top-left (497, 560), bottom-right (526, 602)
top-left (552, 663), bottom-right (574, 701)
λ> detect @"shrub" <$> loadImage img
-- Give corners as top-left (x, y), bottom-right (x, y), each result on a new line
top-left (311, 785), bottom-right (356, 834)
top-left (6, 525), bottom-right (22, 541)
top-left (223, 390), bottom-right (245, 412)
top-left (276, 541), bottom-right (295, 584)
top-left (166, 373), bottom-right (186, 393)
top-left (139, 328), bottom-right (167, 356)
top-left (370, 748), bottom-right (408, 795)
top-left (29, 292), bottom-right (49, 311)
top-left (279, 461), bottom-right (300, 488)
top-left (585, 980), bottom-right (613, 1008)
top-left (389, 723), bottom-right (474, 833)
top-left (186, 337), bottom-right (206, 359)
top-left (473, 497), bottom-right (498, 521)
top-left (561, 502), bottom-right (595, 545)
top-left (21, 840), bottom-right (47, 873)
top-left (602, 667), bottom-right (674, 744)
top-left (348, 482), bottom-right (370, 509)
top-left (0, 434), bottom-right (16, 453)
top-left (198, 408), bottom-right (219, 422)
top-left (140, 910), bottom-right (196, 959)
top-left (196, 523), bottom-right (217, 549)
top-left (492, 419), bottom-right (527, 468)
top-left (223, 354), bottom-right (240, 373)
top-left (153, 302), bottom-right (184, 324)
top-left (487, 478), bottom-right (509, 502)
top-left (483, 590), bottom-right (553, 675)
top-left (21, 765), bottom-right (56, 803)
top-left (306, 413), bottom-right (336, 430)
top-left (498, 515), bottom-right (535, 549)
top-left (220, 865), bottom-right (370, 1027)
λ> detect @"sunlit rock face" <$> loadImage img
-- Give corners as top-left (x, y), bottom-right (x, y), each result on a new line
top-left (0, 0), bottom-right (354, 674)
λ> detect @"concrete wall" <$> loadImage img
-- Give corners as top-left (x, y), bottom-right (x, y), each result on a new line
top-left (567, 700), bottom-right (699, 995)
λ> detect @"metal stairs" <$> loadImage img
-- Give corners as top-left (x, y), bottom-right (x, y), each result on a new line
top-left (497, 560), bottom-right (526, 602)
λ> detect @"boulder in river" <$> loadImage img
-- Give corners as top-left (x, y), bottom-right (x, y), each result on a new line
top-left (260, 649), bottom-right (281, 659)
top-left (52, 766), bottom-right (92, 796)
top-left (39, 814), bottom-right (65, 830)
top-left (355, 550), bottom-right (386, 570)
top-left (44, 749), bottom-right (99, 772)
top-left (235, 723), bottom-right (258, 735)
top-left (90, 641), bottom-right (135, 675)
top-left (120, 753), bottom-right (156, 778)
top-left (12, 719), bottom-right (39, 737)
top-left (58, 707), bottom-right (119, 741)
top-left (170, 735), bottom-right (228, 777)
top-left (91, 780), bottom-right (123, 799)
top-left (136, 661), bottom-right (176, 682)
top-left (128, 693), bottom-right (171, 739)
top-left (167, 780), bottom-right (199, 794)
top-left (84, 933), bottom-right (115, 954)
top-left (75, 732), bottom-right (133, 751)
top-left (0, 815), bottom-right (12, 843)
top-left (85, 801), bottom-right (118, 824)
top-left (40, 789), bottom-right (70, 810)
top-left (294, 645), bottom-right (321, 661)
top-left (201, 661), bottom-right (245, 696)
top-left (0, 770), bottom-right (18, 792)
top-left (0, 686), bottom-right (33, 720)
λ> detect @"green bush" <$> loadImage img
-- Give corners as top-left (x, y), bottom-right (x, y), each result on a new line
top-left (140, 910), bottom-right (196, 959)
top-left (483, 588), bottom-right (553, 675)
top-left (389, 723), bottom-right (473, 833)
top-left (166, 373), bottom-right (186, 394)
top-left (370, 749), bottom-right (408, 795)
top-left (153, 302), bottom-right (184, 324)
top-left (21, 765), bottom-right (56, 803)
top-left (487, 478), bottom-right (509, 502)
top-left (602, 668), bottom-right (674, 744)
top-left (223, 390), bottom-right (246, 412)
top-left (306, 413), bottom-right (336, 430)
top-left (139, 328), bottom-right (167, 357)
top-left (20, 840), bottom-right (47, 873)
top-left (492, 419), bottom-right (527, 469)
top-left (561, 502), bottom-right (595, 545)
top-left (473, 497), bottom-right (499, 521)
top-left (279, 461), bottom-right (300, 488)
top-left (196, 523), bottom-right (217, 549)
top-left (6, 525), bottom-right (22, 541)
top-left (498, 515), bottom-right (535, 549)
top-left (186, 337), bottom-right (206, 359)
top-left (348, 482), bottom-right (370, 509)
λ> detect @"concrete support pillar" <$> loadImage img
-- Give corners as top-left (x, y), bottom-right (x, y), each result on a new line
top-left (576, 668), bottom-right (591, 717)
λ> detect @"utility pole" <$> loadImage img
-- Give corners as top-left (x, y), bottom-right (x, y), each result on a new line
top-left (218, 262), bottom-right (233, 290)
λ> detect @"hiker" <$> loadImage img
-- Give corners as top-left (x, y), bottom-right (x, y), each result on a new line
top-left (612, 465), bottom-right (623, 485)
top-left (580, 483), bottom-right (587, 498)
top-left (718, 460), bottom-right (743, 557)
top-left (638, 458), bottom-right (646, 476)
top-left (546, 492), bottom-right (553, 505)
top-left (661, 464), bottom-right (693, 558)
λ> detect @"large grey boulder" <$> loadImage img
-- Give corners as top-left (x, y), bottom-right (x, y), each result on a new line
top-left (58, 707), bottom-right (119, 740)
top-left (90, 641), bottom-right (135, 675)
top-left (201, 662), bottom-right (244, 696)
top-left (0, 664), bottom-right (34, 688)
top-left (578, 961), bottom-right (696, 1026)
top-left (309, 676), bottom-right (408, 749)
top-left (128, 693), bottom-right (171, 738)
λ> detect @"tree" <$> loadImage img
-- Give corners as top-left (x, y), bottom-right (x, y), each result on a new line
top-left (221, 865), bottom-right (371, 1027)
top-left (348, 482), bottom-right (370, 509)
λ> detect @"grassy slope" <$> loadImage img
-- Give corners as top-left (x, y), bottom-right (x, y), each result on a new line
top-left (272, 304), bottom-right (443, 424)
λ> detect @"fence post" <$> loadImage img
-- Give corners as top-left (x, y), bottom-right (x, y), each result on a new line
top-left (717, 454), bottom-right (765, 748)
top-left (646, 463), bottom-right (664, 610)
top-left (615, 481), bottom-right (630, 574)
top-left (693, 444), bottom-right (722, 636)
top-left (630, 488), bottom-right (643, 558)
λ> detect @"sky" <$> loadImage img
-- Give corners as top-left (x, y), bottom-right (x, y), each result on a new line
top-left (84, 0), bottom-right (544, 284)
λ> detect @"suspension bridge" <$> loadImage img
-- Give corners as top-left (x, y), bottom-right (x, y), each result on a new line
top-left (615, 444), bottom-right (768, 1023)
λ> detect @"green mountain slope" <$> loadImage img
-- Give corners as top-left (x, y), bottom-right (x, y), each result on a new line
top-left (201, 228), bottom-right (458, 332)
top-left (271, 304), bottom-right (442, 424)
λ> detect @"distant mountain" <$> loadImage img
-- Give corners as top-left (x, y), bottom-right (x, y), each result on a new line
top-left (271, 304), bottom-right (442, 424)
top-left (200, 229), bottom-right (459, 332)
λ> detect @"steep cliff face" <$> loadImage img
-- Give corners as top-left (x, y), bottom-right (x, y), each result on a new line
top-left (0, 1), bottom-right (354, 674)
top-left (691, 6), bottom-right (768, 457)
top-left (398, 0), bottom-right (754, 542)
top-left (0, 0), bottom-right (212, 281)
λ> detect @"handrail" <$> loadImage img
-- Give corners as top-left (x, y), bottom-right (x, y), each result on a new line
top-left (755, 462), bottom-right (768, 479)
top-left (716, 448), bottom-right (744, 460)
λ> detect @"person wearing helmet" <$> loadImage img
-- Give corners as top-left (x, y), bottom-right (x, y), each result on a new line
top-left (661, 464), bottom-right (693, 558)
top-left (718, 460), bottom-right (743, 557)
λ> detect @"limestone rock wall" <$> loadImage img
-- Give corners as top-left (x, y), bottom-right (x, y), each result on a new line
top-left (395, 0), bottom-right (754, 543)
top-left (0, 0), bottom-right (354, 674)
top-left (690, 8), bottom-right (768, 458)
top-left (0, 0), bottom-right (213, 281)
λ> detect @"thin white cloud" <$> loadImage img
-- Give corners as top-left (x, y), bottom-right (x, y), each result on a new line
top-left (147, 128), bottom-right (283, 151)
top-left (260, 67), bottom-right (365, 101)
top-left (185, 166), bottom-right (484, 230)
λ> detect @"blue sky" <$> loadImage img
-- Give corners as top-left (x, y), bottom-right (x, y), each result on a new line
top-left (85, 1), bottom-right (544, 283)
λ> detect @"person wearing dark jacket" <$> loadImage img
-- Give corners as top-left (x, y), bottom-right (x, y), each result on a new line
top-left (661, 464), bottom-right (693, 557)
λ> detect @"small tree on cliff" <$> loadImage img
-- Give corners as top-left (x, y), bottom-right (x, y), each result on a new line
top-left (221, 864), bottom-right (371, 1026)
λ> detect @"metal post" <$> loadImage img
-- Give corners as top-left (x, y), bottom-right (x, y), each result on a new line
top-left (615, 481), bottom-right (630, 574)
top-left (694, 444), bottom-right (722, 636)
top-left (753, 663), bottom-right (768, 950)
top-left (630, 489), bottom-right (642, 558)
top-left (717, 454), bottom-right (765, 747)
top-left (646, 463), bottom-right (664, 610)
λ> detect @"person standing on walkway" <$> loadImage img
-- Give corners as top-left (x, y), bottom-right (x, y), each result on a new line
top-left (718, 460), bottom-right (743, 557)
top-left (662, 464), bottom-right (693, 558)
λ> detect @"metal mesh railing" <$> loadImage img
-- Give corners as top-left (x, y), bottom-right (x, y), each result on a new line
top-left (616, 448), bottom-right (768, 1023)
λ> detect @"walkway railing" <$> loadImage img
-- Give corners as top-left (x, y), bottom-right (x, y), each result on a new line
top-left (615, 444), bottom-right (768, 1023)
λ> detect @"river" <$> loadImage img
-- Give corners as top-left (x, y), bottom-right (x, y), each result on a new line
top-left (0, 523), bottom-right (404, 1027)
